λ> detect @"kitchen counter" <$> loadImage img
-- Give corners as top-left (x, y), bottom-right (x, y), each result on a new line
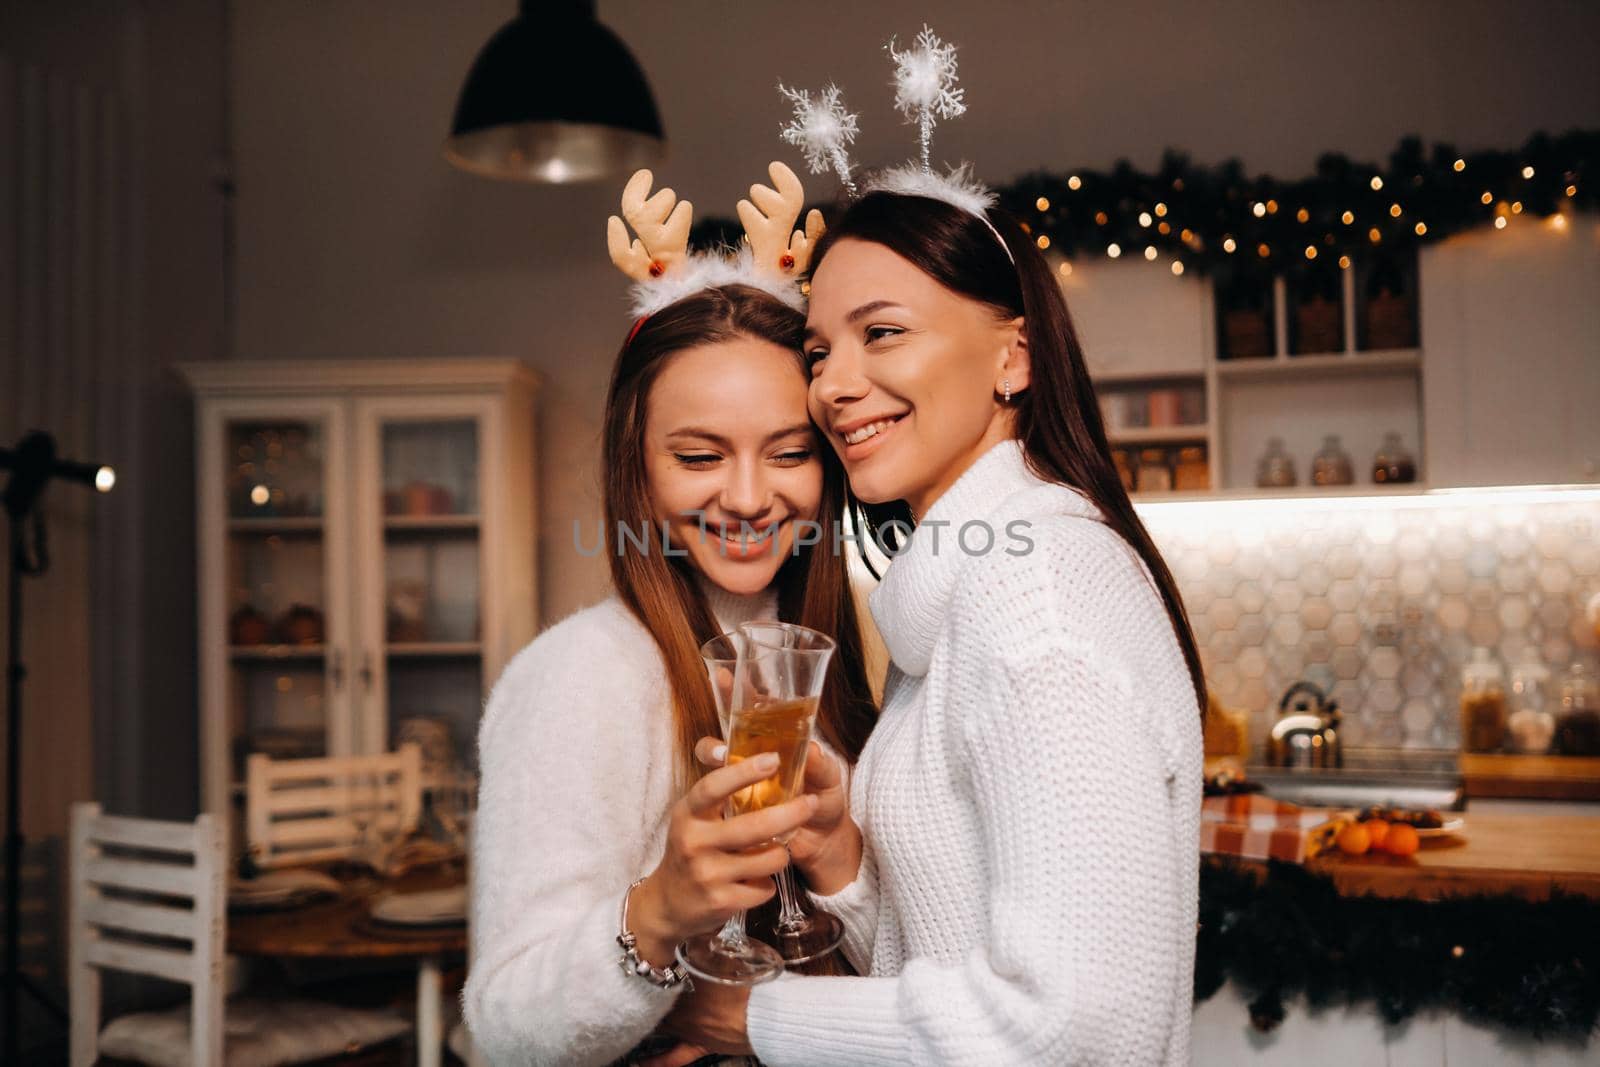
top-left (1297, 811), bottom-right (1600, 901)
top-left (1460, 752), bottom-right (1600, 801)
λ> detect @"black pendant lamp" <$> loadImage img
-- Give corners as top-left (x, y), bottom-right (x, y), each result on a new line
top-left (444, 0), bottom-right (664, 183)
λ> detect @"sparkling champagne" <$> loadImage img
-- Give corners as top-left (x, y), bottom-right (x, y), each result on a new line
top-left (725, 696), bottom-right (818, 817)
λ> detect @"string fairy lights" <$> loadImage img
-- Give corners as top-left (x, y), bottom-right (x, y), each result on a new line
top-left (692, 131), bottom-right (1594, 283)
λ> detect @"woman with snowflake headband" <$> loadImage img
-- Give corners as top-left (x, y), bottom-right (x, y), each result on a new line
top-left (664, 25), bottom-right (1206, 1066)
top-left (464, 161), bottom-right (879, 1066)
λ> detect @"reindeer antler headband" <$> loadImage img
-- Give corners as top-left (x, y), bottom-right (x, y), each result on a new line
top-left (777, 24), bottom-right (1013, 264)
top-left (606, 162), bottom-right (824, 321)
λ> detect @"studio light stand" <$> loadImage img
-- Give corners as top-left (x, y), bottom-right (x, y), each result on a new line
top-left (1, 431), bottom-right (114, 1066)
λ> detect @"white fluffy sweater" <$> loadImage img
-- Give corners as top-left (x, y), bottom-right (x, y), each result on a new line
top-left (464, 582), bottom-right (775, 1066)
top-left (745, 440), bottom-right (1203, 1066)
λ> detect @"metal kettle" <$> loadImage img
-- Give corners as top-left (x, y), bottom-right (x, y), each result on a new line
top-left (1268, 681), bottom-right (1344, 768)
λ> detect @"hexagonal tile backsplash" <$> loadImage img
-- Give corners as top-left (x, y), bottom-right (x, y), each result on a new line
top-left (1141, 498), bottom-right (1600, 751)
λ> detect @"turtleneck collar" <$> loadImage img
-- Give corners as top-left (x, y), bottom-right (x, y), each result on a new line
top-left (695, 573), bottom-right (780, 633)
top-left (868, 439), bottom-right (1094, 677)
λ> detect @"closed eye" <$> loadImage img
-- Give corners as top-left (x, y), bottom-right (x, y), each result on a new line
top-left (771, 448), bottom-right (813, 466)
top-left (674, 453), bottom-right (720, 468)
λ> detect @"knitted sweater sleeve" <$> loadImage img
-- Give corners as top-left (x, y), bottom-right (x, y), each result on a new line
top-left (746, 525), bottom-right (1193, 1065)
top-left (805, 834), bottom-right (879, 974)
top-left (463, 611), bottom-right (682, 1067)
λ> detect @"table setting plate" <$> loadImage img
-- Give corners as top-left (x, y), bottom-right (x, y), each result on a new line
top-left (228, 868), bottom-right (344, 912)
top-left (367, 885), bottom-right (467, 927)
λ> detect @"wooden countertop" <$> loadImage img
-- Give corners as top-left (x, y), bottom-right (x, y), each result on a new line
top-left (1298, 811), bottom-right (1600, 901)
top-left (1460, 753), bottom-right (1600, 801)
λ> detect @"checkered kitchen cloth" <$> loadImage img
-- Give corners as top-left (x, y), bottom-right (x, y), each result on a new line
top-left (1200, 794), bottom-right (1341, 863)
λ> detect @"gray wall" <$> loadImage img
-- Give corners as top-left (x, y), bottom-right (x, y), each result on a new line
top-left (2, 0), bottom-right (222, 828)
top-left (230, 0), bottom-right (1600, 624)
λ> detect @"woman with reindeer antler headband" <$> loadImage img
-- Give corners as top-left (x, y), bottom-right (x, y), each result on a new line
top-left (666, 26), bottom-right (1205, 1066)
top-left (463, 161), bottom-right (878, 1066)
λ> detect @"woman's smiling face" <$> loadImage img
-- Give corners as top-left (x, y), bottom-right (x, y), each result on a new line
top-left (643, 336), bottom-right (822, 596)
top-left (803, 237), bottom-right (1027, 515)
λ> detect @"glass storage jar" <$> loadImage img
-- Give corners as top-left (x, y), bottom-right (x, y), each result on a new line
top-left (1311, 434), bottom-right (1355, 487)
top-left (1556, 661), bottom-right (1600, 756)
top-left (1136, 449), bottom-right (1172, 493)
top-left (1506, 660), bottom-right (1554, 754)
top-left (1459, 647), bottom-right (1507, 753)
top-left (1255, 437), bottom-right (1297, 489)
top-left (1173, 447), bottom-right (1210, 491)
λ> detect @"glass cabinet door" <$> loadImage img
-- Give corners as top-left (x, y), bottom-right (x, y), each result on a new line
top-left (356, 403), bottom-right (488, 782)
top-left (218, 416), bottom-right (344, 783)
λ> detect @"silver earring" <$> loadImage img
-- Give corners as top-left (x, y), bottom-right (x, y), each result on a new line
top-left (1002, 378), bottom-right (1012, 403)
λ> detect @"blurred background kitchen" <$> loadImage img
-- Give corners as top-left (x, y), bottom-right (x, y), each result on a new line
top-left (2, 1), bottom-right (1598, 1064)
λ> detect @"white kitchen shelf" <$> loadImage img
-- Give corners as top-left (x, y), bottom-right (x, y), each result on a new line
top-left (1078, 259), bottom-right (1426, 495)
top-left (1090, 367), bottom-right (1208, 386)
top-left (1214, 349), bottom-right (1422, 383)
top-left (1108, 425), bottom-right (1212, 447)
top-left (1132, 482), bottom-right (1429, 505)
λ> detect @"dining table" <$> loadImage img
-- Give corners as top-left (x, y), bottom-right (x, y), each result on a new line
top-left (227, 859), bottom-right (469, 1067)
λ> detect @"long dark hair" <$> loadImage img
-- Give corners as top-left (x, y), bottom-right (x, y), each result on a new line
top-left (601, 284), bottom-right (879, 790)
top-left (808, 193), bottom-right (1207, 717)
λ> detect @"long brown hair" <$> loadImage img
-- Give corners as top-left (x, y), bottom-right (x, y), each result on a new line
top-left (601, 284), bottom-right (879, 791)
top-left (808, 193), bottom-right (1207, 717)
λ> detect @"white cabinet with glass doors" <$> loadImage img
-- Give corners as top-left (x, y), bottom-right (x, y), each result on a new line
top-left (181, 359), bottom-right (539, 815)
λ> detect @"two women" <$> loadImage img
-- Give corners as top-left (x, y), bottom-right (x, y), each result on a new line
top-left (470, 155), bottom-right (1205, 1064)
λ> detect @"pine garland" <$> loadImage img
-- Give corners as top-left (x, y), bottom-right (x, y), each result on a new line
top-left (1001, 130), bottom-right (1596, 282)
top-left (1198, 857), bottom-right (1600, 1042)
top-left (693, 130), bottom-right (1597, 283)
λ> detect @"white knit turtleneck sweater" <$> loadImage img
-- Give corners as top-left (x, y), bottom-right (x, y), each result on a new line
top-left (464, 579), bottom-right (776, 1067)
top-left (745, 440), bottom-right (1203, 1066)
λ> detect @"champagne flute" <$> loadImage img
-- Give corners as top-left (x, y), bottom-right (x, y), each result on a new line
top-left (681, 632), bottom-right (785, 986)
top-left (678, 625), bottom-right (837, 985)
top-left (346, 768), bottom-right (377, 871)
top-left (724, 625), bottom-right (844, 964)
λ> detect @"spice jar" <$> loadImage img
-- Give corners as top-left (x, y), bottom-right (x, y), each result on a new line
top-left (1555, 661), bottom-right (1600, 756)
top-left (1311, 434), bottom-right (1355, 487)
top-left (1255, 437), bottom-right (1297, 489)
top-left (1506, 660), bottom-right (1554, 754)
top-left (1173, 447), bottom-right (1210, 491)
top-left (1136, 449), bottom-right (1172, 493)
top-left (1459, 647), bottom-right (1507, 753)
top-left (1147, 389), bottom-right (1181, 427)
top-left (1372, 432), bottom-right (1418, 484)
top-left (1111, 449), bottom-right (1135, 493)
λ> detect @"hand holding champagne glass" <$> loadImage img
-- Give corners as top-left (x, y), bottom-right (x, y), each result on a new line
top-left (677, 623), bottom-right (837, 984)
top-left (728, 622), bottom-right (844, 963)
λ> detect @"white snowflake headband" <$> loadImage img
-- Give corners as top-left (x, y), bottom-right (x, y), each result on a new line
top-left (606, 162), bottom-right (825, 321)
top-left (778, 25), bottom-right (1013, 264)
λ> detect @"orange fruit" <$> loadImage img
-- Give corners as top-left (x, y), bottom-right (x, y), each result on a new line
top-left (1385, 823), bottom-right (1420, 856)
top-left (1337, 822), bottom-right (1372, 855)
top-left (1364, 819), bottom-right (1390, 849)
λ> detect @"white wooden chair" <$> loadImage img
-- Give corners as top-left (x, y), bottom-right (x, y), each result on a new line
top-left (246, 745), bottom-right (423, 870)
top-left (69, 802), bottom-right (408, 1067)
top-left (70, 802), bottom-right (227, 1066)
